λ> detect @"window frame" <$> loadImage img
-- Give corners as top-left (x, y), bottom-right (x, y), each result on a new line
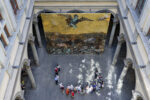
top-left (148, 28), bottom-right (150, 35)
top-left (0, 13), bottom-right (2, 20)
top-left (0, 34), bottom-right (7, 48)
top-left (10, 0), bottom-right (19, 15)
top-left (4, 25), bottom-right (11, 37)
top-left (135, 0), bottom-right (146, 17)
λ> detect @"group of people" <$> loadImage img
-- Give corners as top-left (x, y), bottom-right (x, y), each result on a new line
top-left (54, 64), bottom-right (104, 98)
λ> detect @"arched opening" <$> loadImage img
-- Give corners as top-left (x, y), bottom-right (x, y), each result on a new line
top-left (27, 42), bottom-right (34, 65)
top-left (116, 42), bottom-right (127, 67)
top-left (32, 10), bottom-right (56, 48)
top-left (38, 9), bottom-right (56, 13)
top-left (120, 67), bottom-right (136, 100)
top-left (37, 14), bottom-right (47, 48)
top-left (137, 96), bottom-right (143, 100)
top-left (15, 96), bottom-right (23, 100)
top-left (32, 10), bottom-right (56, 49)
top-left (21, 69), bottom-right (27, 91)
top-left (95, 10), bottom-right (116, 16)
top-left (96, 10), bottom-right (120, 47)
top-left (67, 10), bottom-right (85, 13)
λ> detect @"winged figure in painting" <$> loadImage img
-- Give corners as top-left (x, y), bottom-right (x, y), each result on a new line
top-left (58, 14), bottom-right (93, 28)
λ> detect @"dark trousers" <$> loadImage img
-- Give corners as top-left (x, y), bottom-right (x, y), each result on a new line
top-left (55, 80), bottom-right (58, 85)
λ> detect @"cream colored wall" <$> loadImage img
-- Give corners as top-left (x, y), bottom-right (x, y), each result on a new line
top-left (139, 0), bottom-right (150, 34)
top-left (137, 36), bottom-right (149, 65)
top-left (127, 12), bottom-right (135, 34)
top-left (9, 37), bottom-right (19, 68)
top-left (34, 1), bottom-right (118, 14)
top-left (34, 1), bottom-right (117, 7)
top-left (12, 69), bottom-right (22, 99)
top-left (0, 0), bottom-right (33, 100)
top-left (0, 72), bottom-right (9, 100)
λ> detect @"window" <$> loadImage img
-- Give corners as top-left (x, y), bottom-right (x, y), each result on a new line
top-left (135, 0), bottom-right (146, 16)
top-left (0, 13), bottom-right (2, 20)
top-left (10, 0), bottom-right (18, 15)
top-left (0, 34), bottom-right (7, 47)
top-left (4, 25), bottom-right (10, 37)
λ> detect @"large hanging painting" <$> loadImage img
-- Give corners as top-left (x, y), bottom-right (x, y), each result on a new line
top-left (41, 13), bottom-right (111, 54)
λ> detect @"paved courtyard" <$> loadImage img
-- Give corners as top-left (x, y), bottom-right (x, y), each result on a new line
top-left (24, 46), bottom-right (135, 100)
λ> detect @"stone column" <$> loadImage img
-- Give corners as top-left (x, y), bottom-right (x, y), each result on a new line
top-left (112, 34), bottom-right (124, 66)
top-left (120, 58), bottom-right (132, 80)
top-left (24, 59), bottom-right (36, 89)
top-left (116, 58), bottom-right (132, 94)
top-left (29, 35), bottom-right (40, 66)
top-left (33, 17), bottom-right (42, 48)
top-left (109, 17), bottom-right (118, 47)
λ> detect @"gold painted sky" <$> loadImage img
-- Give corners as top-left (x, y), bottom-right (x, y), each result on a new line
top-left (41, 13), bottom-right (111, 35)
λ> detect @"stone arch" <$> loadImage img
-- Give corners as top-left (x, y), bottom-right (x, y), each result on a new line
top-left (125, 61), bottom-right (136, 90)
top-left (67, 10), bottom-right (85, 13)
top-left (32, 9), bottom-right (56, 47)
top-left (95, 9), bottom-right (116, 17)
top-left (132, 91), bottom-right (144, 100)
top-left (116, 58), bottom-right (136, 100)
top-left (137, 96), bottom-right (143, 100)
top-left (35, 9), bottom-right (56, 18)
top-left (32, 9), bottom-right (55, 48)
top-left (13, 91), bottom-right (24, 100)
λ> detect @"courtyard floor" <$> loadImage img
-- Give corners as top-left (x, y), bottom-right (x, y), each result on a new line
top-left (24, 46), bottom-right (135, 100)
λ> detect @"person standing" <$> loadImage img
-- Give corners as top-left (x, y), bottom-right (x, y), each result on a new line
top-left (70, 84), bottom-right (74, 91)
top-left (57, 64), bottom-right (61, 72)
top-left (55, 75), bottom-right (59, 85)
top-left (59, 82), bottom-right (64, 90)
top-left (100, 80), bottom-right (104, 88)
top-left (66, 88), bottom-right (70, 95)
top-left (55, 67), bottom-right (59, 75)
top-left (71, 91), bottom-right (75, 98)
top-left (94, 68), bottom-right (99, 79)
